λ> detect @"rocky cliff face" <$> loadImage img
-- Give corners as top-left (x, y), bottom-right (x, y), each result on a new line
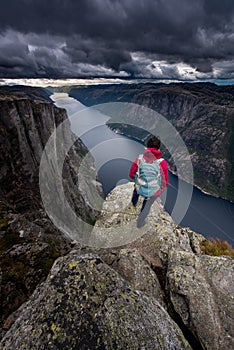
top-left (0, 89), bottom-right (99, 218)
top-left (0, 91), bottom-right (60, 211)
top-left (1, 183), bottom-right (233, 350)
top-left (69, 83), bottom-right (234, 201)
top-left (0, 89), bottom-right (100, 332)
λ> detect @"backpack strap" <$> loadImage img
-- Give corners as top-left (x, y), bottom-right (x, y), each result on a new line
top-left (137, 156), bottom-right (163, 173)
top-left (136, 154), bottom-right (144, 176)
top-left (137, 154), bottom-right (144, 164)
top-left (156, 158), bottom-right (164, 165)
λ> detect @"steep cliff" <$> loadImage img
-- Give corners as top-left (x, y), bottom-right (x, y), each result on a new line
top-left (69, 83), bottom-right (234, 201)
top-left (0, 89), bottom-right (98, 218)
top-left (0, 89), bottom-right (100, 331)
top-left (1, 183), bottom-right (233, 350)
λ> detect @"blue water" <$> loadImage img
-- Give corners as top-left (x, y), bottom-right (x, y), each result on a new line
top-left (52, 93), bottom-right (234, 245)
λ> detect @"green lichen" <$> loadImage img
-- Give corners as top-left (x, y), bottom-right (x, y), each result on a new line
top-left (51, 323), bottom-right (63, 341)
top-left (0, 253), bottom-right (192, 349)
top-left (69, 261), bottom-right (78, 269)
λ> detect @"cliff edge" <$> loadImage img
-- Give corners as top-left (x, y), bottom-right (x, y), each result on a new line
top-left (1, 183), bottom-right (233, 350)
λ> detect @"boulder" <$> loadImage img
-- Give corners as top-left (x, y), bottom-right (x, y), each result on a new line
top-left (100, 248), bottom-right (165, 305)
top-left (167, 250), bottom-right (234, 350)
top-left (1, 252), bottom-right (191, 350)
top-left (91, 183), bottom-right (194, 259)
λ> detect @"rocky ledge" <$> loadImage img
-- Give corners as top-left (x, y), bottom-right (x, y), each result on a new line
top-left (1, 183), bottom-right (233, 350)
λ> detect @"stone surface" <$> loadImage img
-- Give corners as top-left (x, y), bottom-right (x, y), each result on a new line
top-left (91, 183), bottom-right (234, 349)
top-left (0, 268), bottom-right (2, 295)
top-left (100, 248), bottom-right (165, 306)
top-left (167, 251), bottom-right (234, 350)
top-left (0, 252), bottom-right (191, 350)
top-left (92, 183), bottom-right (195, 260)
top-left (0, 89), bottom-right (100, 222)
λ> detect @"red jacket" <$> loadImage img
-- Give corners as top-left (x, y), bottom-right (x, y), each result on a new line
top-left (129, 148), bottom-right (169, 196)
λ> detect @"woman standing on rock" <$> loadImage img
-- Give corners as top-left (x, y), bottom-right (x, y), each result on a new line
top-left (129, 135), bottom-right (169, 228)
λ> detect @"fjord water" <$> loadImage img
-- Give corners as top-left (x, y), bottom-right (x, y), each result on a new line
top-left (52, 93), bottom-right (234, 246)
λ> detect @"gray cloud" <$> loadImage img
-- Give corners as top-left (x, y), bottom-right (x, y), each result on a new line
top-left (0, 0), bottom-right (234, 79)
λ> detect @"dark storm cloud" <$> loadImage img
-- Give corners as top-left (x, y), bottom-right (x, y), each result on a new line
top-left (0, 0), bottom-right (234, 78)
top-left (63, 37), bottom-right (132, 71)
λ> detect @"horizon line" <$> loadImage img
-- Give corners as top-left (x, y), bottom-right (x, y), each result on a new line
top-left (0, 77), bottom-right (234, 87)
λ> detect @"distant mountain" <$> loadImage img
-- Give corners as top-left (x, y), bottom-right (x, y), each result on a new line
top-left (0, 85), bottom-right (52, 102)
top-left (69, 83), bottom-right (234, 202)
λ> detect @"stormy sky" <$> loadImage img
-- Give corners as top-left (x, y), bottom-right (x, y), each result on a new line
top-left (0, 0), bottom-right (234, 82)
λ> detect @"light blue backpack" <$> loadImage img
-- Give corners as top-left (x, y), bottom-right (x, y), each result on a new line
top-left (134, 154), bottom-right (163, 198)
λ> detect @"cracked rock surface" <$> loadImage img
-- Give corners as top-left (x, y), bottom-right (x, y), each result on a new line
top-left (1, 252), bottom-right (191, 350)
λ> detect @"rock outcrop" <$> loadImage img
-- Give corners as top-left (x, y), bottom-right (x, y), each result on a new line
top-left (69, 83), bottom-right (234, 202)
top-left (1, 183), bottom-right (233, 349)
top-left (167, 250), bottom-right (234, 350)
top-left (0, 252), bottom-right (191, 350)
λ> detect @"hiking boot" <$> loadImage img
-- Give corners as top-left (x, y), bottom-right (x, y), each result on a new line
top-left (136, 218), bottom-right (146, 228)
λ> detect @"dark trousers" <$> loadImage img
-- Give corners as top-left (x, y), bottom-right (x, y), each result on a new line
top-left (131, 187), bottom-right (157, 226)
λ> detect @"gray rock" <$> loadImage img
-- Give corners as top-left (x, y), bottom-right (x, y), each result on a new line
top-left (93, 183), bottom-right (194, 262)
top-left (0, 92), bottom-right (100, 222)
top-left (93, 183), bottom-right (234, 349)
top-left (0, 241), bottom-right (54, 329)
top-left (167, 250), bottom-right (234, 350)
top-left (100, 248), bottom-right (165, 305)
top-left (0, 252), bottom-right (191, 350)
